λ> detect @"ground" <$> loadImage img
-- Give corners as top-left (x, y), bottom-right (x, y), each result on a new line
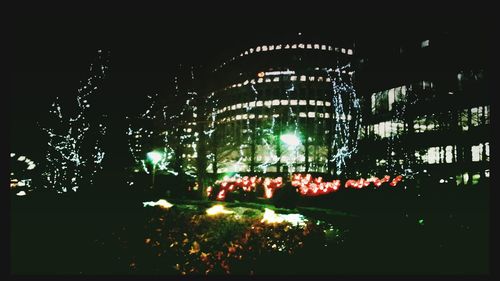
top-left (10, 185), bottom-right (489, 275)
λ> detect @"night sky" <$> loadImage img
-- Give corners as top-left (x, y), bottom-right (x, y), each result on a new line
top-left (11, 5), bottom-right (492, 162)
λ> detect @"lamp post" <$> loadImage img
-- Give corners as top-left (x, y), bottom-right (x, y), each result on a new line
top-left (147, 151), bottom-right (163, 189)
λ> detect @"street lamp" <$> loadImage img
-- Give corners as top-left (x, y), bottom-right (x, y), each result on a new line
top-left (280, 133), bottom-right (301, 147)
top-left (147, 151), bottom-right (164, 189)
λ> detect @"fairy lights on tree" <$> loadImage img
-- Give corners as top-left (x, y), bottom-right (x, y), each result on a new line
top-left (126, 93), bottom-right (177, 176)
top-left (324, 64), bottom-right (361, 176)
top-left (41, 50), bottom-right (109, 193)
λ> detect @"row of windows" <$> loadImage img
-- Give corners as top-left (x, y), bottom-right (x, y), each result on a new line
top-left (416, 145), bottom-right (457, 164)
top-left (216, 111), bottom-right (345, 124)
top-left (369, 120), bottom-right (405, 139)
top-left (224, 75), bottom-right (334, 90)
top-left (371, 85), bottom-right (408, 114)
top-left (371, 81), bottom-right (435, 114)
top-left (365, 104), bottom-right (490, 139)
top-left (216, 99), bottom-right (332, 114)
top-left (214, 43), bottom-right (354, 72)
top-left (460, 106), bottom-right (490, 130)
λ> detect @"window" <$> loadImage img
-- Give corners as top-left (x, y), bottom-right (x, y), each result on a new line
top-left (291, 76), bottom-right (297, 81)
top-left (264, 101), bottom-right (272, 107)
top-left (308, 112), bottom-right (315, 118)
top-left (249, 101), bottom-right (256, 107)
top-left (325, 101), bottom-right (331, 106)
top-left (281, 100), bottom-right (289, 105)
top-left (256, 101), bottom-right (263, 107)
top-left (299, 100), bottom-right (307, 105)
top-left (321, 45), bottom-right (327, 50)
top-left (421, 40), bottom-right (430, 48)
top-left (309, 100), bottom-right (316, 106)
top-left (317, 101), bottom-right (324, 106)
top-left (300, 75), bottom-right (306, 81)
top-left (347, 49), bottom-right (353, 55)
top-left (299, 112), bottom-right (307, 118)
top-left (472, 144), bottom-right (482, 162)
top-left (272, 100), bottom-right (280, 106)
top-left (290, 100), bottom-right (298, 105)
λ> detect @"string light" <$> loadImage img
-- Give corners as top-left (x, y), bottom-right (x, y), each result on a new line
top-left (40, 50), bottom-right (109, 193)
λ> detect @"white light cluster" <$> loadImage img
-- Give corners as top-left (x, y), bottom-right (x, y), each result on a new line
top-left (41, 50), bottom-right (109, 193)
top-left (324, 64), bottom-right (361, 175)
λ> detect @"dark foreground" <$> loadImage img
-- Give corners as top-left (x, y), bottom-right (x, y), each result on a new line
top-left (10, 185), bottom-right (489, 275)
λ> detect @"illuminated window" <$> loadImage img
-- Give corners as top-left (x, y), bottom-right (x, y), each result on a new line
top-left (421, 40), bottom-right (430, 48)
top-left (299, 112), bottom-right (307, 118)
top-left (298, 43), bottom-right (304, 48)
top-left (249, 114), bottom-right (255, 119)
top-left (269, 45), bottom-right (274, 51)
top-left (285, 44), bottom-right (290, 49)
top-left (300, 75), bottom-right (306, 81)
top-left (309, 100), bottom-right (316, 106)
top-left (273, 114), bottom-right (279, 118)
top-left (307, 44), bottom-right (312, 49)
top-left (472, 144), bottom-right (484, 162)
top-left (262, 45), bottom-right (268, 51)
top-left (316, 101), bottom-right (324, 106)
top-left (325, 101), bottom-right (331, 106)
top-left (265, 78), bottom-right (271, 83)
top-left (231, 105), bottom-right (236, 110)
top-left (314, 44), bottom-right (319, 49)
top-left (309, 76), bottom-right (315, 81)
top-left (326, 78), bottom-right (331, 82)
top-left (445, 145), bottom-right (454, 163)
top-left (236, 115), bottom-right (242, 120)
top-left (256, 46), bottom-right (261, 52)
top-left (290, 76), bottom-right (297, 81)
top-left (249, 48), bottom-right (254, 53)
top-left (347, 49), bottom-right (353, 55)
top-left (485, 142), bottom-right (490, 161)
top-left (299, 100), bottom-right (307, 105)
top-left (244, 51), bottom-right (248, 55)
top-left (388, 88), bottom-right (395, 111)
top-left (324, 113), bottom-right (330, 118)
top-left (272, 100), bottom-right (280, 106)
top-left (328, 46), bottom-right (333, 51)
top-left (341, 48), bottom-right (346, 53)
top-left (256, 101), bottom-right (263, 107)
top-left (308, 112), bottom-right (315, 118)
top-left (273, 77), bottom-right (279, 82)
top-left (276, 44), bottom-right (282, 50)
top-left (236, 103), bottom-right (242, 109)
top-left (290, 100), bottom-right (298, 105)
top-left (485, 105), bottom-right (490, 124)
top-left (292, 44), bottom-right (297, 49)
top-left (249, 101), bottom-right (256, 107)
top-left (281, 100), bottom-right (289, 105)
top-left (264, 101), bottom-right (272, 107)
top-left (460, 109), bottom-right (469, 131)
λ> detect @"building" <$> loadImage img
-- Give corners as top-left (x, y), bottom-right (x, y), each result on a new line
top-left (355, 31), bottom-right (490, 186)
top-left (199, 36), bottom-right (358, 177)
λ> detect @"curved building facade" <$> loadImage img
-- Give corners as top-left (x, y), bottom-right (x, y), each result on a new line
top-left (202, 40), bottom-right (358, 175)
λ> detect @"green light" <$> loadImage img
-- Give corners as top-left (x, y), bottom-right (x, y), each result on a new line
top-left (147, 151), bottom-right (163, 165)
top-left (280, 133), bottom-right (301, 147)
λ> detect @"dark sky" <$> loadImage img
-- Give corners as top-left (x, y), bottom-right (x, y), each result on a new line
top-left (10, 4), bottom-right (493, 161)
